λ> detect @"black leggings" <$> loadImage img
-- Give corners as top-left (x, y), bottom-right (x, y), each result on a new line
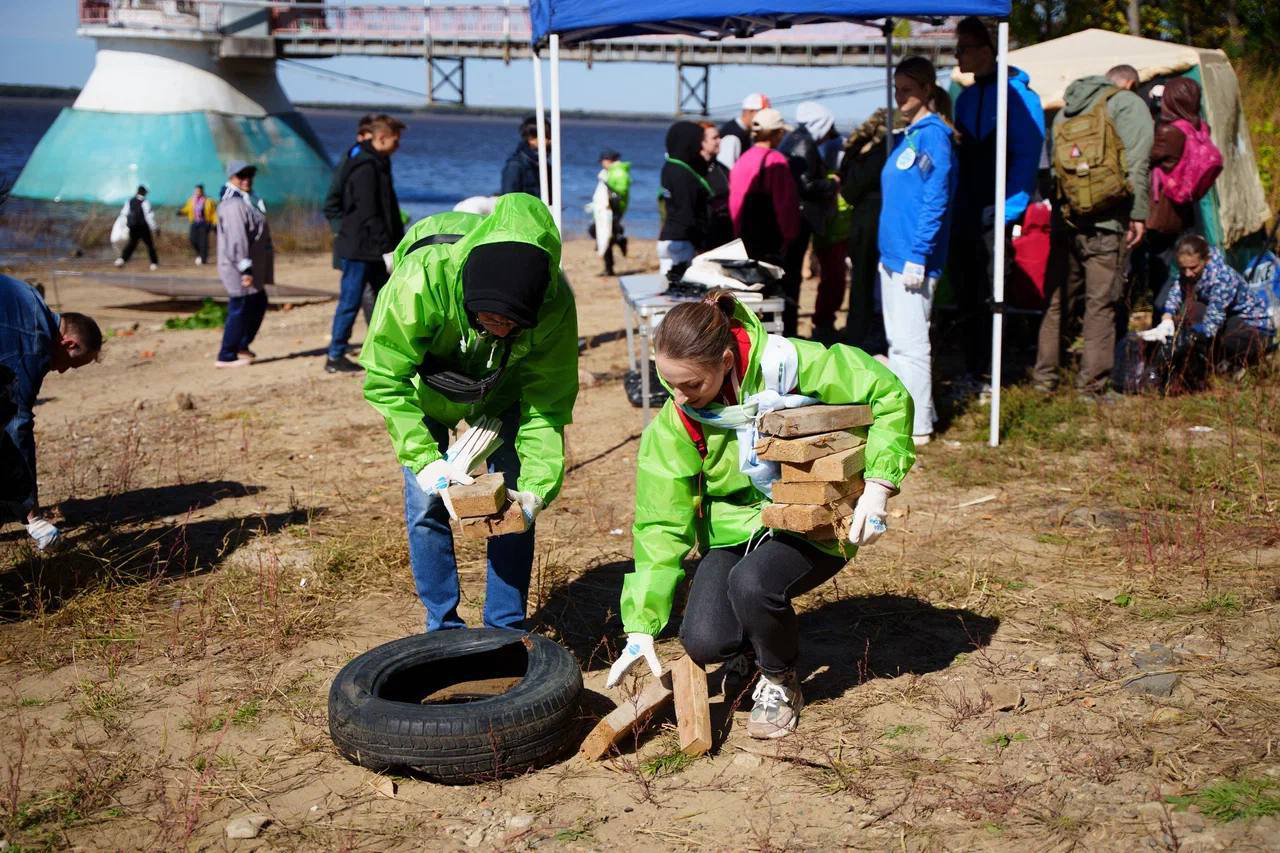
top-left (679, 533), bottom-right (848, 676)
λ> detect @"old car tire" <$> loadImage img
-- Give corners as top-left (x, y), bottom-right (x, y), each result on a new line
top-left (328, 628), bottom-right (582, 783)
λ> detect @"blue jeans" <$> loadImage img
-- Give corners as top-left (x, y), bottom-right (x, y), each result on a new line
top-left (402, 408), bottom-right (535, 631)
top-left (218, 289), bottom-right (268, 362)
top-left (328, 258), bottom-right (389, 360)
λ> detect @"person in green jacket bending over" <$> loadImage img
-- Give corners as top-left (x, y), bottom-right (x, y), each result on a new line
top-left (360, 193), bottom-right (578, 631)
top-left (605, 290), bottom-right (914, 739)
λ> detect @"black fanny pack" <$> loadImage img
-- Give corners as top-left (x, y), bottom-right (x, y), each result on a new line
top-left (417, 340), bottom-right (512, 404)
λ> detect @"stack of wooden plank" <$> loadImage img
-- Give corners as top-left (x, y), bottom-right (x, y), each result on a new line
top-left (446, 472), bottom-right (529, 539)
top-left (755, 404), bottom-right (873, 541)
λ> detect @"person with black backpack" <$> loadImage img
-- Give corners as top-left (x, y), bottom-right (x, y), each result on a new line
top-left (1033, 65), bottom-right (1153, 398)
top-left (114, 185), bottom-right (159, 270)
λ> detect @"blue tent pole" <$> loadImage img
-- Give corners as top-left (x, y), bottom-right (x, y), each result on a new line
top-left (988, 20), bottom-right (1009, 447)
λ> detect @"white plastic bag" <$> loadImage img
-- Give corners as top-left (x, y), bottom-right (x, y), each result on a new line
top-left (110, 212), bottom-right (129, 252)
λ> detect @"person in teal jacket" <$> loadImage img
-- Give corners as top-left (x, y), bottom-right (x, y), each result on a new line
top-left (360, 193), bottom-right (579, 631)
top-left (605, 290), bottom-right (914, 739)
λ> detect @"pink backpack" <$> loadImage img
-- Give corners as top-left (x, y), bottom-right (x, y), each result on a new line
top-left (1153, 118), bottom-right (1223, 205)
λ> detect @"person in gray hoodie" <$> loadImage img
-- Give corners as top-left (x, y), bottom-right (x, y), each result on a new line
top-left (215, 160), bottom-right (274, 367)
top-left (1034, 66), bottom-right (1153, 395)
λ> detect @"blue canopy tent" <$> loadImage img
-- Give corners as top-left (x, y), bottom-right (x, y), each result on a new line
top-left (530, 1), bottom-right (1015, 446)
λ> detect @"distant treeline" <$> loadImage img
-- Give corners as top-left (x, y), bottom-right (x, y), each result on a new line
top-left (0, 84), bottom-right (80, 99)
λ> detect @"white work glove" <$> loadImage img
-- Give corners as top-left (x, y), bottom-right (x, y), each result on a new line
top-left (848, 481), bottom-right (892, 547)
top-left (26, 518), bottom-right (61, 551)
top-left (900, 261), bottom-right (927, 292)
top-left (415, 458), bottom-right (473, 496)
top-left (1137, 315), bottom-right (1176, 344)
top-left (605, 633), bottom-right (663, 688)
top-left (382, 252), bottom-right (395, 274)
top-left (445, 415), bottom-right (502, 479)
top-left (506, 489), bottom-right (545, 525)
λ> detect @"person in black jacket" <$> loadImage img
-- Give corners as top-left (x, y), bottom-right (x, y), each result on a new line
top-left (500, 116), bottom-right (549, 201)
top-left (658, 121), bottom-right (712, 275)
top-left (323, 113), bottom-right (375, 271)
top-left (838, 109), bottom-right (894, 353)
top-left (325, 115), bottom-right (406, 374)
top-left (698, 121), bottom-right (735, 250)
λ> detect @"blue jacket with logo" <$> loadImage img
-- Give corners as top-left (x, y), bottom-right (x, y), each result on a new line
top-left (877, 114), bottom-right (957, 279)
top-left (953, 66), bottom-right (1046, 226)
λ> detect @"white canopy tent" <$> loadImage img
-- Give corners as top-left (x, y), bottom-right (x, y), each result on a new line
top-left (530, 2), bottom-right (1015, 446)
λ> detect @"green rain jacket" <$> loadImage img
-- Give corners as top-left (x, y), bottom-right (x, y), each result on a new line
top-left (623, 300), bottom-right (915, 635)
top-left (604, 161), bottom-right (632, 216)
top-left (360, 193), bottom-right (579, 505)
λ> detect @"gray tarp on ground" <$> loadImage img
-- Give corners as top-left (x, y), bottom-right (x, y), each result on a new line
top-left (953, 28), bottom-right (1272, 245)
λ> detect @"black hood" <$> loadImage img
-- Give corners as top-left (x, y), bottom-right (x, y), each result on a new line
top-left (462, 241), bottom-right (552, 329)
top-left (665, 121), bottom-right (708, 173)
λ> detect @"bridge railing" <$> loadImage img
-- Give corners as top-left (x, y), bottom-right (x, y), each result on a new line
top-left (79, 0), bottom-right (534, 40)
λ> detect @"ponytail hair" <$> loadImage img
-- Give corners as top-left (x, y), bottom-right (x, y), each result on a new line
top-left (653, 288), bottom-right (738, 366)
top-left (894, 55), bottom-right (959, 142)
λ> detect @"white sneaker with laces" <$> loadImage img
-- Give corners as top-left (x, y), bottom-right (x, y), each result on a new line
top-left (113, 258), bottom-right (124, 267)
top-left (149, 263), bottom-right (158, 271)
top-left (747, 671), bottom-right (804, 739)
top-left (26, 518), bottom-right (61, 551)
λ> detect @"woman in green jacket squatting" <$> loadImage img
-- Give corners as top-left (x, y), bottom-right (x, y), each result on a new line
top-left (605, 290), bottom-right (914, 738)
top-left (360, 193), bottom-right (578, 631)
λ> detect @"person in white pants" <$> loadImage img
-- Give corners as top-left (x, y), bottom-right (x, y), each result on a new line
top-left (876, 56), bottom-right (958, 445)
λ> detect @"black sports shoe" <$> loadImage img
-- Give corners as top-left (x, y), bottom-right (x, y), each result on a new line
top-left (325, 356), bottom-right (362, 374)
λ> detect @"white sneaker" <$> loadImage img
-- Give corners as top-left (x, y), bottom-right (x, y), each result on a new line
top-left (149, 263), bottom-right (158, 271)
top-left (912, 432), bottom-right (933, 447)
top-left (215, 356), bottom-right (252, 368)
top-left (113, 258), bottom-right (124, 267)
top-left (747, 671), bottom-right (804, 739)
top-left (194, 257), bottom-right (203, 266)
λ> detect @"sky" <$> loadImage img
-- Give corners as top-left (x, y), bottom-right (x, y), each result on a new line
top-left (0, 1), bottom-right (911, 127)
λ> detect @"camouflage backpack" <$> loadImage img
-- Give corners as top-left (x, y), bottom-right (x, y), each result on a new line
top-left (1054, 89), bottom-right (1130, 218)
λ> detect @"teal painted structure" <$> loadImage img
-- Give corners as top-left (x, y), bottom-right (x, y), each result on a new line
top-left (13, 108), bottom-right (333, 209)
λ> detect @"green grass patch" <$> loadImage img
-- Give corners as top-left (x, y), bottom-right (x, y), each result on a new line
top-left (1167, 777), bottom-right (1280, 822)
top-left (985, 732), bottom-right (1028, 750)
top-left (883, 724), bottom-right (924, 740)
top-left (640, 742), bottom-right (695, 778)
top-left (1190, 593), bottom-right (1243, 614)
top-left (1035, 533), bottom-right (1069, 546)
top-left (164, 298), bottom-right (227, 330)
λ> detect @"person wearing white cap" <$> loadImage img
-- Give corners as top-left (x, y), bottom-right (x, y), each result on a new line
top-left (780, 101), bottom-right (841, 338)
top-left (215, 160), bottom-right (274, 367)
top-left (717, 92), bottom-right (770, 170)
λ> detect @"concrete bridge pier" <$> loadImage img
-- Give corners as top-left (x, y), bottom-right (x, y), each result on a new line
top-left (13, 5), bottom-right (332, 210)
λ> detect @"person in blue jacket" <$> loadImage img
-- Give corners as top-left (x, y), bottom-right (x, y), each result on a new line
top-left (949, 16), bottom-right (1046, 387)
top-left (878, 55), bottom-right (958, 445)
top-left (0, 275), bottom-right (102, 550)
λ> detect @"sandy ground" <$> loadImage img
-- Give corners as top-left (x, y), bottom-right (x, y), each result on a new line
top-left (1, 239), bottom-right (1278, 851)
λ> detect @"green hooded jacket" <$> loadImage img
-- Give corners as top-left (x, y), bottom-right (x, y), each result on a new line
top-left (604, 161), bottom-right (632, 216)
top-left (360, 193), bottom-right (579, 505)
top-left (623, 300), bottom-right (915, 635)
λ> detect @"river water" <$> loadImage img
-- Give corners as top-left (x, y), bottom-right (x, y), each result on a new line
top-left (0, 98), bottom-right (672, 251)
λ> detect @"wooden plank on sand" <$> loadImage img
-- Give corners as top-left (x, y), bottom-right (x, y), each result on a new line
top-left (758, 405), bottom-right (873, 438)
top-left (670, 655), bottom-right (712, 756)
top-left (456, 500), bottom-right (528, 539)
top-left (771, 475), bottom-right (864, 505)
top-left (579, 673), bottom-right (674, 760)
top-left (446, 472), bottom-right (508, 518)
top-left (779, 445), bottom-right (865, 483)
top-left (755, 429), bottom-right (861, 463)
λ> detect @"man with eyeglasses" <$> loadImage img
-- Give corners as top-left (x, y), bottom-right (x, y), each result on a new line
top-left (359, 192), bottom-right (579, 632)
top-left (948, 16), bottom-right (1046, 394)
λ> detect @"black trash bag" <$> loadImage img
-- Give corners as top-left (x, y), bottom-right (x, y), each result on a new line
top-left (623, 362), bottom-right (671, 408)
